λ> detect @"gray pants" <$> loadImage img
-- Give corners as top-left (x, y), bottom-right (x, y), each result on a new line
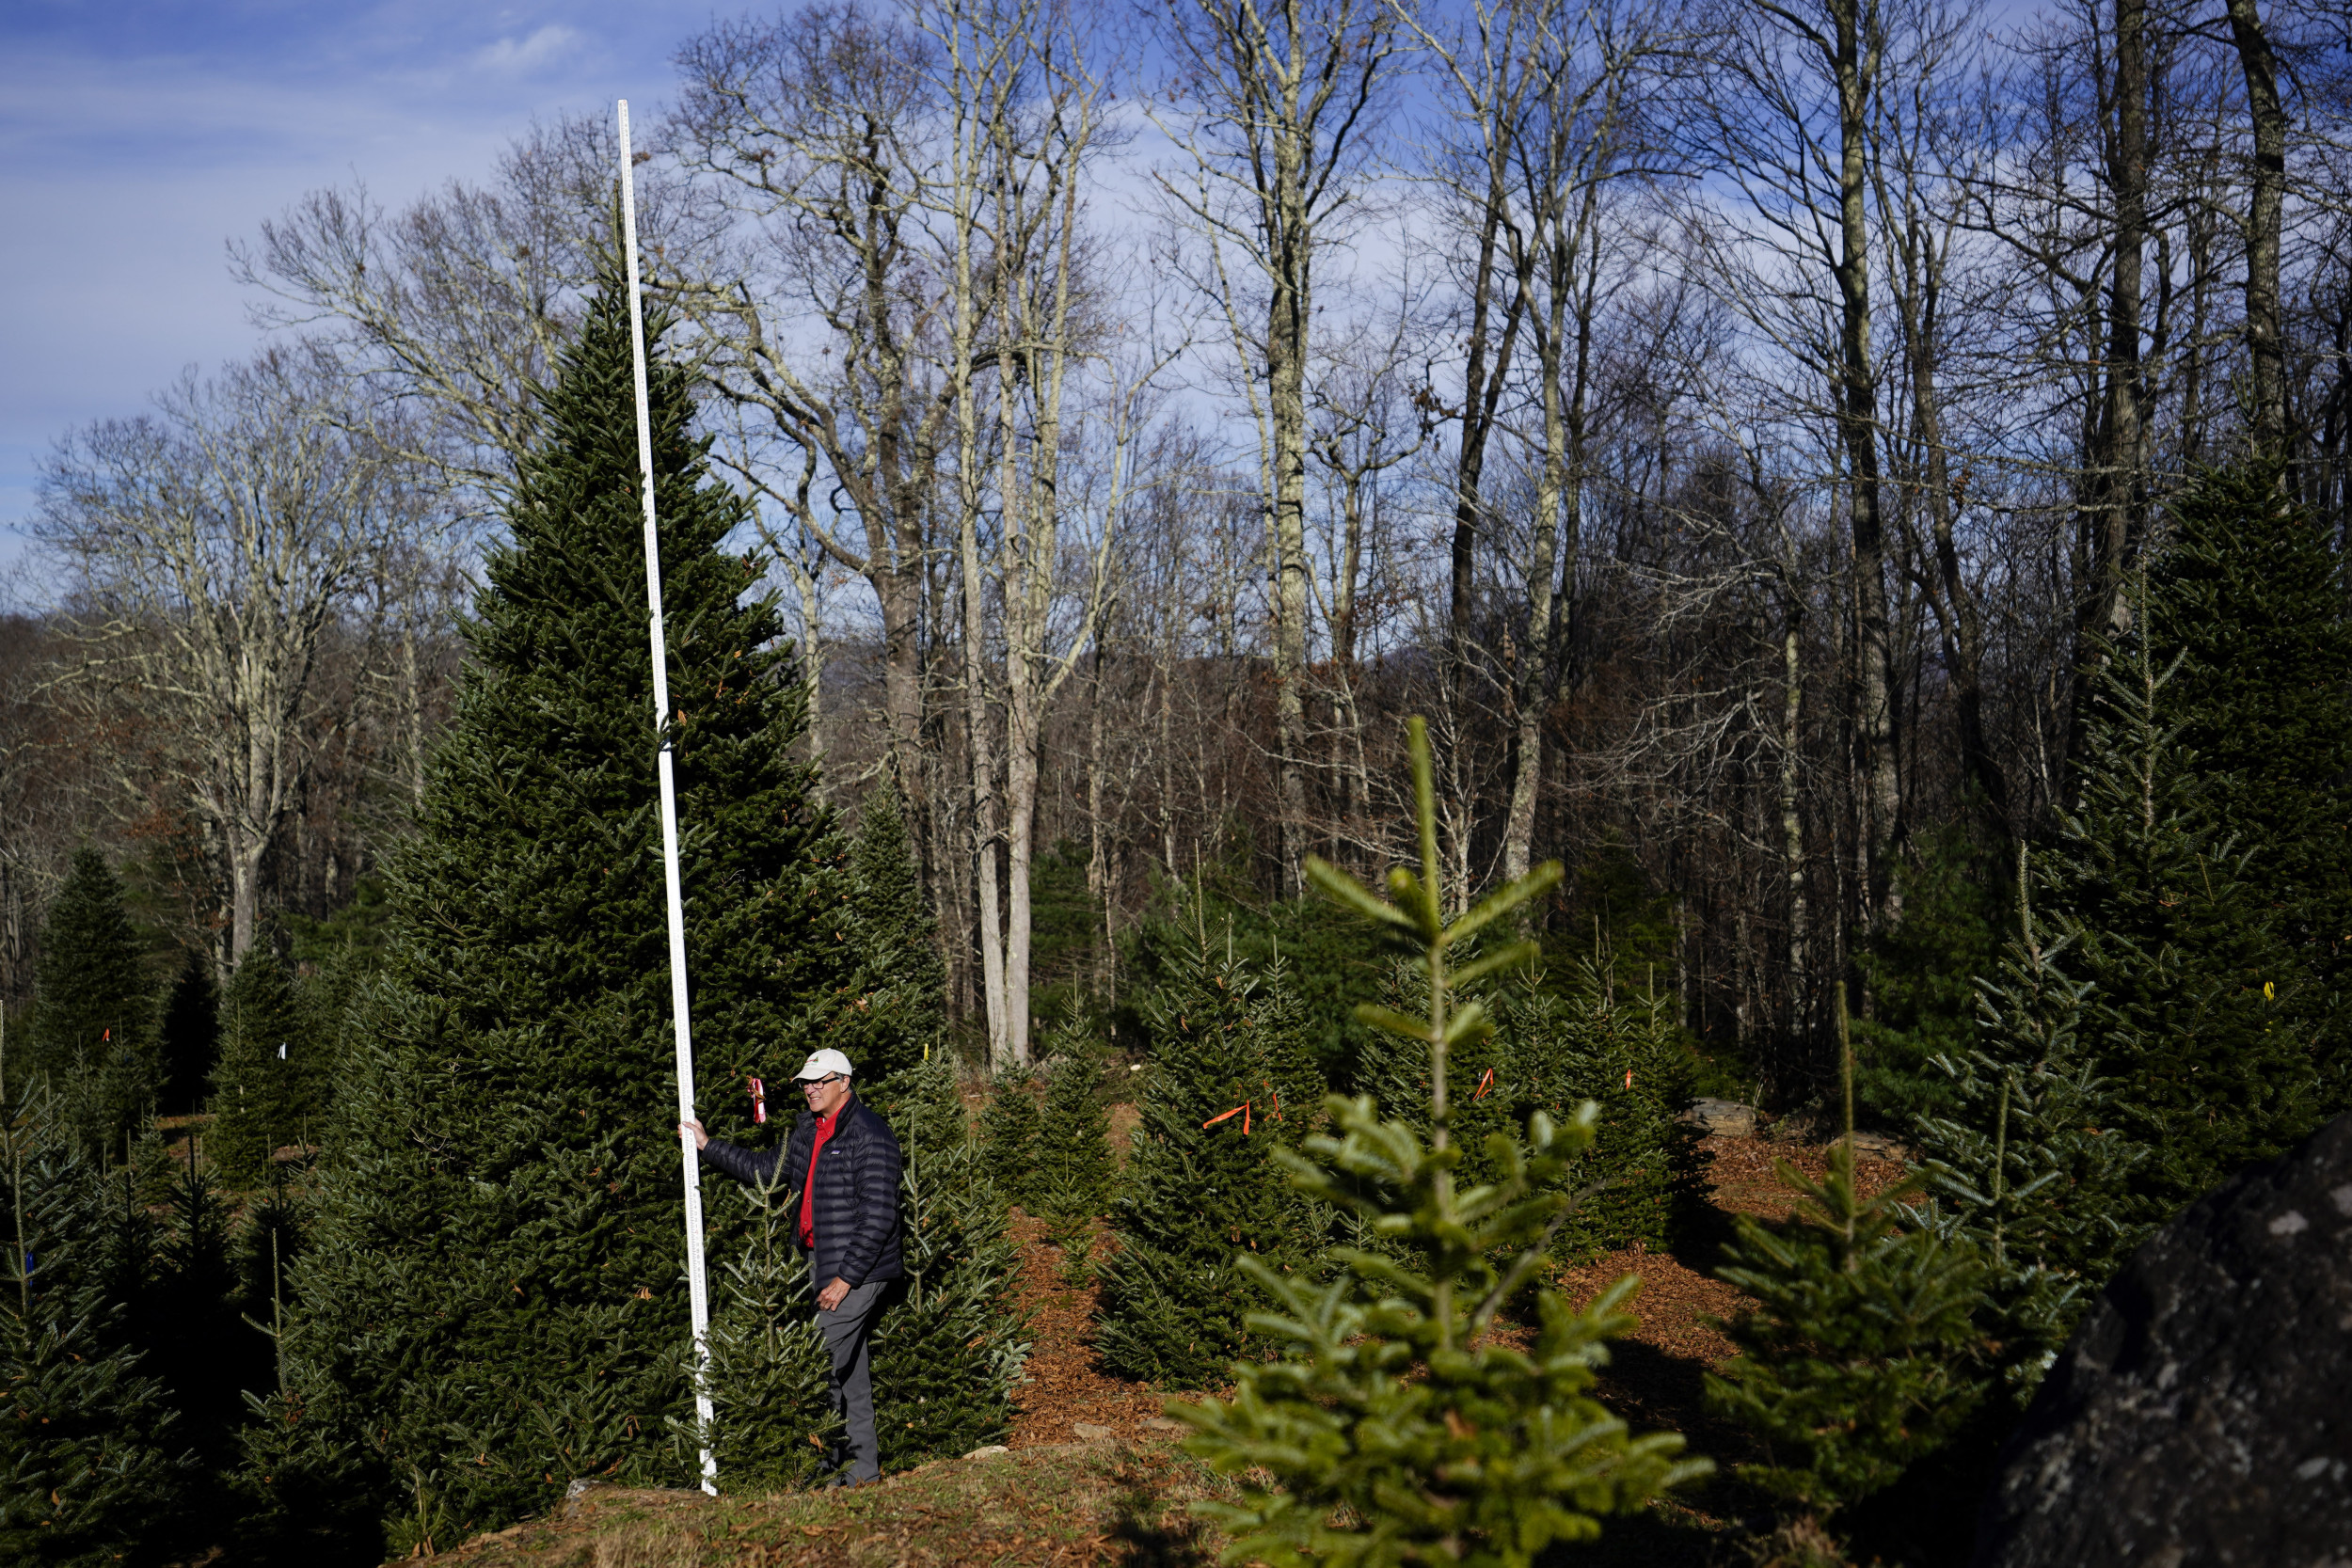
top-left (816, 1279), bottom-right (887, 1481)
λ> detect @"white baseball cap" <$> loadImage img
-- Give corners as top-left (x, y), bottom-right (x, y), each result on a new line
top-left (793, 1048), bottom-right (856, 1081)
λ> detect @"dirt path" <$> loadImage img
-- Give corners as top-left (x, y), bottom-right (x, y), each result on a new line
top-left (1002, 1132), bottom-right (1912, 1454)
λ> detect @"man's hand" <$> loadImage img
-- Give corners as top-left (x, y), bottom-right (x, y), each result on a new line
top-left (679, 1119), bottom-right (708, 1150)
top-left (817, 1276), bottom-right (850, 1312)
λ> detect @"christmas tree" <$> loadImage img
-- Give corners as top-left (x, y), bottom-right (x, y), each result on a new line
top-left (2047, 574), bottom-right (2312, 1216)
top-left (1094, 909), bottom-right (1314, 1388)
top-left (262, 247), bottom-right (861, 1549)
top-left (146, 1149), bottom-right (254, 1549)
top-left (869, 1052), bottom-right (1027, 1465)
top-left (1033, 1008), bottom-right (1117, 1225)
top-left (231, 1173), bottom-right (309, 1400)
top-left (1706, 991), bottom-right (1990, 1541)
top-left (978, 1065), bottom-right (1041, 1212)
top-left (1248, 946), bottom-right (1327, 1151)
top-left (157, 949), bottom-right (220, 1119)
top-left (1511, 963), bottom-right (1704, 1259)
top-left (0, 1085), bottom-right (191, 1564)
top-left (841, 781), bottom-right (946, 1080)
top-left (1356, 951), bottom-right (1525, 1205)
top-left (1852, 825), bottom-right (2008, 1125)
top-left (29, 847), bottom-right (156, 1162)
top-left (206, 949), bottom-right (313, 1186)
top-left (695, 1169), bottom-right (837, 1490)
top-left (1175, 719), bottom-right (1708, 1564)
top-left (2147, 458), bottom-right (2352, 1095)
top-left (1915, 848), bottom-right (2143, 1377)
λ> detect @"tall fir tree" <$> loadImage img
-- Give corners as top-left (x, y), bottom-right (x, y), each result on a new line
top-left (30, 847), bottom-right (156, 1162)
top-left (2047, 575), bottom-right (2313, 1216)
top-left (1094, 915), bottom-right (1314, 1388)
top-left (206, 950), bottom-right (313, 1186)
top-left (2147, 457), bottom-right (2352, 1098)
top-left (1, 1086), bottom-right (191, 1564)
top-left (869, 1052), bottom-right (1027, 1465)
top-left (840, 781), bottom-right (946, 1080)
top-left (231, 1174), bottom-right (310, 1400)
top-left (263, 251), bottom-right (862, 1550)
top-left (158, 949), bottom-right (220, 1119)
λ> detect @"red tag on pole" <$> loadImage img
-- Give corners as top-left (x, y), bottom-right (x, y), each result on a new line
top-left (748, 1076), bottom-right (767, 1125)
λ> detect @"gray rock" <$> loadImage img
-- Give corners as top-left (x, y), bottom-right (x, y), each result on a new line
top-left (1849, 1130), bottom-right (1913, 1164)
top-left (1973, 1111), bottom-right (2352, 1568)
top-left (1073, 1422), bottom-right (1115, 1440)
top-left (963, 1444), bottom-right (1011, 1460)
top-left (1680, 1097), bottom-right (1758, 1137)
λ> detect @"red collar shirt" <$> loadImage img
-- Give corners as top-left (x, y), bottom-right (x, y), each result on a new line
top-left (798, 1102), bottom-right (843, 1249)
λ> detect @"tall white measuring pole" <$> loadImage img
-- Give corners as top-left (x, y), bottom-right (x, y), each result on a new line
top-left (617, 99), bottom-right (718, 1497)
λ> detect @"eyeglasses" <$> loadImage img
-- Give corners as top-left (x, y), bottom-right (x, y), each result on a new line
top-left (801, 1075), bottom-right (848, 1091)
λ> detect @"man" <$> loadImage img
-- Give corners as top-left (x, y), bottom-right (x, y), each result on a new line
top-left (682, 1047), bottom-right (903, 1487)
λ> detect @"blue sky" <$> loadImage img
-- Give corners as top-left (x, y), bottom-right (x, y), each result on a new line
top-left (0, 0), bottom-right (708, 580)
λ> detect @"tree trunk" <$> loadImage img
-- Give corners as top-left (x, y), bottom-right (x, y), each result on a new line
top-left (2225, 0), bottom-right (2288, 452)
top-left (2067, 0), bottom-right (2149, 784)
top-left (1829, 0), bottom-right (1901, 925)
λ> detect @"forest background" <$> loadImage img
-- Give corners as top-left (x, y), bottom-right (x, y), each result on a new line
top-left (5, 0), bottom-right (2351, 1121)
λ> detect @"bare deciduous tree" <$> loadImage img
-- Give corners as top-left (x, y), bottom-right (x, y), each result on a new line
top-left (35, 349), bottom-right (418, 965)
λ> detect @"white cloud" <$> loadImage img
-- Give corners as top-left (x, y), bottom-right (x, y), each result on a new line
top-left (473, 24), bottom-right (581, 74)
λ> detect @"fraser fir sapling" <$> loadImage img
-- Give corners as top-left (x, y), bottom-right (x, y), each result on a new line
top-left (1034, 1005), bottom-right (1117, 1223)
top-left (978, 1066), bottom-right (1042, 1212)
top-left (1175, 719), bottom-right (1708, 1567)
top-left (1916, 845), bottom-right (2144, 1384)
top-left (1706, 988), bottom-right (1989, 1536)
top-left (841, 779), bottom-right (948, 1079)
top-left (869, 1051), bottom-right (1028, 1465)
top-left (1509, 963), bottom-right (1704, 1260)
top-left (694, 1170), bottom-right (837, 1490)
top-left (1094, 917), bottom-right (1313, 1389)
top-left (1034, 1006), bottom-right (1117, 1284)
top-left (151, 1151), bottom-right (250, 1499)
top-left (206, 949), bottom-right (310, 1187)
top-left (0, 1086), bottom-right (192, 1565)
top-left (157, 949), bottom-right (220, 1119)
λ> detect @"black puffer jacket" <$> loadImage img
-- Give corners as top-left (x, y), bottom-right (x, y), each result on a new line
top-left (702, 1094), bottom-right (905, 1288)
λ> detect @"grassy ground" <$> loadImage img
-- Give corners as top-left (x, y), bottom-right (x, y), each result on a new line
top-left (405, 1443), bottom-right (1228, 1568)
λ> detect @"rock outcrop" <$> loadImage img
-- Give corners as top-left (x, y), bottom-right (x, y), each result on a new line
top-left (1972, 1112), bottom-right (2352, 1567)
top-left (1681, 1097), bottom-right (1758, 1137)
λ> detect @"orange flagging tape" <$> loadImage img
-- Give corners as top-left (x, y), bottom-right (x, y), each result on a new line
top-left (1473, 1068), bottom-right (1495, 1101)
top-left (1203, 1101), bottom-right (1253, 1135)
top-left (1625, 1069), bottom-right (1634, 1088)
